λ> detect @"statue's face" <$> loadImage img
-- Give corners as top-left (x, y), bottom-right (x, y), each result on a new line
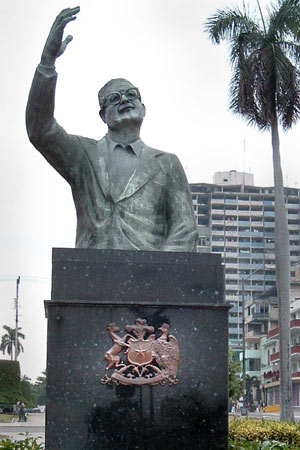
top-left (100, 80), bottom-right (145, 129)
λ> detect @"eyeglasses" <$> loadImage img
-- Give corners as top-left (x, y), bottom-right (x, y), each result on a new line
top-left (101, 88), bottom-right (141, 107)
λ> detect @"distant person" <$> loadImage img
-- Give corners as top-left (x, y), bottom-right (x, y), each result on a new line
top-left (17, 402), bottom-right (26, 422)
top-left (26, 7), bottom-right (198, 252)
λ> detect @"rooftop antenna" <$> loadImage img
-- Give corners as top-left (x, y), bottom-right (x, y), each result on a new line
top-left (242, 0), bottom-right (246, 15)
top-left (242, 138), bottom-right (246, 185)
top-left (14, 276), bottom-right (20, 361)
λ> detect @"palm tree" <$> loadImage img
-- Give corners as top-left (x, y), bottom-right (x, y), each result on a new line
top-left (205, 0), bottom-right (300, 422)
top-left (245, 374), bottom-right (260, 403)
top-left (0, 325), bottom-right (25, 360)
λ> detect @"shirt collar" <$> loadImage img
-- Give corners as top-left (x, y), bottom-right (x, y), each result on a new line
top-left (105, 134), bottom-right (143, 157)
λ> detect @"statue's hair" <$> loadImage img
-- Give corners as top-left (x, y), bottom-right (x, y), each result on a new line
top-left (98, 78), bottom-right (134, 109)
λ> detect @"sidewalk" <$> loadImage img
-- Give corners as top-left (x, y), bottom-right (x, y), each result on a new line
top-left (0, 412), bottom-right (45, 442)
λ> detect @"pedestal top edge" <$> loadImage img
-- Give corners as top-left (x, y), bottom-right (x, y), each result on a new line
top-left (52, 247), bottom-right (222, 265)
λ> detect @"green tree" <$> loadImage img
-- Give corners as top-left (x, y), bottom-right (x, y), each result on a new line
top-left (32, 370), bottom-right (46, 405)
top-left (0, 325), bottom-right (25, 361)
top-left (205, 0), bottom-right (300, 422)
top-left (20, 375), bottom-right (36, 407)
top-left (229, 350), bottom-right (242, 400)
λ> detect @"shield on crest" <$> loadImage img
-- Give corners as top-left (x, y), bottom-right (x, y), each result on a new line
top-left (126, 339), bottom-right (153, 366)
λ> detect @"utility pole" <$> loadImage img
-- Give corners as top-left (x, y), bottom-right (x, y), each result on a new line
top-left (14, 276), bottom-right (20, 361)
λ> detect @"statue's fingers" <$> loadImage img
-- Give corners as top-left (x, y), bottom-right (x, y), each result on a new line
top-left (57, 35), bottom-right (73, 57)
top-left (58, 6), bottom-right (80, 21)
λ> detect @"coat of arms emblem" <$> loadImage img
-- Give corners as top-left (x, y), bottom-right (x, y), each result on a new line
top-left (100, 318), bottom-right (179, 386)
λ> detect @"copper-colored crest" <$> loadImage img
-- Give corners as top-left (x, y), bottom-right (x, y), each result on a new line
top-left (100, 318), bottom-right (179, 386)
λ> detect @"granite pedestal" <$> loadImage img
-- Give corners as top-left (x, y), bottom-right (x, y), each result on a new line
top-left (45, 249), bottom-right (229, 449)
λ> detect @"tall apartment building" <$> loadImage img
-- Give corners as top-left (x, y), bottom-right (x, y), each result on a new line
top-left (190, 171), bottom-right (300, 354)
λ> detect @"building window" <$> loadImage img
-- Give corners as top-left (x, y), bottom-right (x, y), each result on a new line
top-left (198, 237), bottom-right (206, 246)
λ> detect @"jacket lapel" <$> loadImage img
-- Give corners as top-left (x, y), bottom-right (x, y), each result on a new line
top-left (118, 144), bottom-right (163, 202)
top-left (85, 137), bottom-right (112, 201)
top-left (86, 138), bottom-right (163, 203)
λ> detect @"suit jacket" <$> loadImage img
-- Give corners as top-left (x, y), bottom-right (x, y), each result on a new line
top-left (26, 66), bottom-right (198, 252)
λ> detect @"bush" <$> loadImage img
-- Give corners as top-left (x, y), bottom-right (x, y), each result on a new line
top-left (229, 418), bottom-right (300, 448)
top-left (229, 438), bottom-right (292, 449)
top-left (0, 434), bottom-right (44, 449)
top-left (0, 361), bottom-right (22, 407)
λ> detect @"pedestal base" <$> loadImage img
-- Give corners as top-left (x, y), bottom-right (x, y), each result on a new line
top-left (45, 249), bottom-right (229, 449)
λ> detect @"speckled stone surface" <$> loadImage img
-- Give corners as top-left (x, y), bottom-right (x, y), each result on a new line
top-left (51, 248), bottom-right (224, 305)
top-left (45, 249), bottom-right (229, 449)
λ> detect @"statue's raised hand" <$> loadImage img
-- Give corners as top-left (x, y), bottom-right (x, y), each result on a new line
top-left (41, 7), bottom-right (80, 67)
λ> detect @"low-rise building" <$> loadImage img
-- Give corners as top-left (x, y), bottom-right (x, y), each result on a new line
top-left (244, 274), bottom-right (300, 406)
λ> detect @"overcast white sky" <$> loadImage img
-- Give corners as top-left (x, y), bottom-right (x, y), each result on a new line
top-left (1, 0), bottom-right (300, 382)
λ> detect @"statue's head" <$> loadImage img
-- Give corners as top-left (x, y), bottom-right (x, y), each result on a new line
top-left (98, 78), bottom-right (145, 129)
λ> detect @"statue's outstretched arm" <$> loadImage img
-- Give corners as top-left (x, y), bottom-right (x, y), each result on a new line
top-left (41, 7), bottom-right (80, 68)
top-left (26, 7), bottom-right (83, 181)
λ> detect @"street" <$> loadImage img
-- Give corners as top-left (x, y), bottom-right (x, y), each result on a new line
top-left (231, 410), bottom-right (300, 421)
top-left (0, 412), bottom-right (45, 442)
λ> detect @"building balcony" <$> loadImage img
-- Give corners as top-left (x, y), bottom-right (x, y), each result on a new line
top-left (225, 273), bottom-right (239, 280)
top-left (264, 229), bottom-right (274, 235)
top-left (246, 312), bottom-right (269, 324)
top-left (264, 222), bottom-right (275, 228)
top-left (250, 285), bottom-right (265, 292)
top-left (252, 200), bottom-right (264, 206)
top-left (291, 345), bottom-right (300, 358)
top-left (238, 252), bottom-right (251, 258)
top-left (239, 240), bottom-right (251, 246)
top-left (251, 217), bottom-right (264, 223)
top-left (211, 198), bottom-right (225, 205)
top-left (226, 295), bottom-right (239, 302)
top-left (211, 230), bottom-right (225, 236)
top-left (288, 224), bottom-right (300, 230)
top-left (291, 255), bottom-right (300, 262)
top-left (238, 210), bottom-right (251, 216)
top-left (225, 285), bottom-right (238, 291)
top-left (263, 370), bottom-right (279, 382)
top-left (251, 242), bottom-right (264, 248)
top-left (224, 221), bottom-right (238, 227)
top-left (229, 316), bottom-right (240, 324)
top-left (229, 327), bottom-right (239, 335)
top-left (268, 327), bottom-right (279, 339)
top-left (225, 241), bottom-right (238, 247)
top-left (229, 305), bottom-right (239, 313)
top-left (239, 263), bottom-right (264, 270)
top-left (270, 351), bottom-right (280, 362)
top-left (245, 329), bottom-right (265, 341)
top-left (249, 274), bottom-right (265, 281)
top-left (265, 275), bottom-right (276, 281)
top-left (224, 230), bottom-right (239, 236)
top-left (269, 345), bottom-right (300, 363)
top-left (291, 319), bottom-right (300, 334)
top-left (265, 243), bottom-right (275, 249)
top-left (224, 251), bottom-right (238, 256)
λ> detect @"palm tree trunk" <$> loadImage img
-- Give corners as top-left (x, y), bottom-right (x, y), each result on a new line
top-left (271, 110), bottom-right (294, 422)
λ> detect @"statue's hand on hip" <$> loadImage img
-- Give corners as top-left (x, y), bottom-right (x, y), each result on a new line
top-left (41, 6), bottom-right (80, 67)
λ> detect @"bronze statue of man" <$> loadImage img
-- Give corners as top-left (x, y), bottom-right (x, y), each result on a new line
top-left (26, 7), bottom-right (198, 252)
